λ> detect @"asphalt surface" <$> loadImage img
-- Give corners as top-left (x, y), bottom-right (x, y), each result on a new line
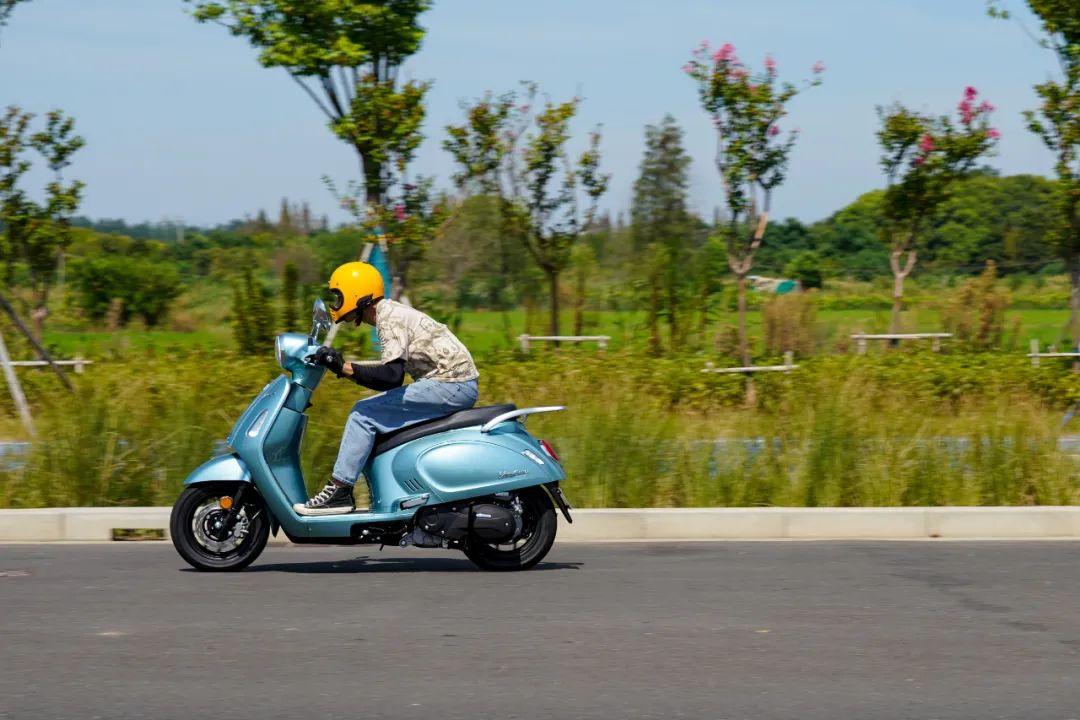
top-left (1, 541), bottom-right (1078, 720)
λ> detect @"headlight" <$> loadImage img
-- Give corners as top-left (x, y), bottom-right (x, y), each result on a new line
top-left (274, 335), bottom-right (286, 368)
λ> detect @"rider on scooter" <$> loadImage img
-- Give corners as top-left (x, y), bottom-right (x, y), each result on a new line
top-left (297, 261), bottom-right (479, 515)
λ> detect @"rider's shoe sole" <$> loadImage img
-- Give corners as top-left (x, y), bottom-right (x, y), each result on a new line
top-left (291, 503), bottom-right (356, 516)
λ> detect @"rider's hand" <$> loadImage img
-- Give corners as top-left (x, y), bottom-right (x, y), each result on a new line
top-left (310, 346), bottom-right (345, 376)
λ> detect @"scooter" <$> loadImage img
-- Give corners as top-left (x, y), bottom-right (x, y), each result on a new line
top-left (170, 299), bottom-right (572, 572)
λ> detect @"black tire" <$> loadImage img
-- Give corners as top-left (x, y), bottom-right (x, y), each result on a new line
top-left (463, 486), bottom-right (557, 571)
top-left (170, 484), bottom-right (270, 572)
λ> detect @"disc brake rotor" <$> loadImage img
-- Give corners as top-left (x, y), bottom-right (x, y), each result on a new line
top-left (192, 498), bottom-right (251, 555)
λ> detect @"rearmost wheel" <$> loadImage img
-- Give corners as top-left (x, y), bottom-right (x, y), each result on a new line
top-left (463, 487), bottom-right (557, 571)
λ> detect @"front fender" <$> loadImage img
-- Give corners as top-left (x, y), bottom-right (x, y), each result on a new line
top-left (183, 453), bottom-right (251, 486)
top-left (182, 453), bottom-right (279, 536)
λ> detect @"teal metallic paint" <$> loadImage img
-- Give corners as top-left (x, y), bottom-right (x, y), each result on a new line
top-left (183, 453), bottom-right (251, 485)
top-left (182, 329), bottom-right (567, 543)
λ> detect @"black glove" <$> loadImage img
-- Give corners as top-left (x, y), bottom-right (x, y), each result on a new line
top-left (310, 346), bottom-right (345, 376)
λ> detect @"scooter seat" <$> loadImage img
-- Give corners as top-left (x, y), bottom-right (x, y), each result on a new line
top-left (371, 404), bottom-right (517, 457)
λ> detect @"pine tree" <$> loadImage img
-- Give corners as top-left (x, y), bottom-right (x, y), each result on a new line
top-left (631, 115), bottom-right (692, 347)
top-left (278, 198), bottom-right (292, 233)
top-left (300, 202), bottom-right (312, 235)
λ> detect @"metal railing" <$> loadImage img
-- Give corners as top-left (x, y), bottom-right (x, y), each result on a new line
top-left (701, 351), bottom-right (797, 375)
top-left (851, 333), bottom-right (951, 354)
top-left (518, 334), bottom-right (610, 352)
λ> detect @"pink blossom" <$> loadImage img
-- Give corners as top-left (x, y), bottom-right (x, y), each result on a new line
top-left (958, 99), bottom-right (974, 125)
top-left (747, 83), bottom-right (758, 92)
top-left (768, 125), bottom-right (780, 136)
top-left (518, 104), bottom-right (530, 113)
top-left (914, 156), bottom-right (926, 166)
top-left (764, 54), bottom-right (776, 74)
top-left (919, 133), bottom-right (934, 153)
top-left (730, 67), bottom-right (748, 80)
top-left (978, 100), bottom-right (995, 113)
top-left (713, 42), bottom-right (736, 63)
top-left (682, 62), bottom-right (694, 74)
top-left (986, 127), bottom-right (1001, 140)
top-left (964, 85), bottom-right (977, 101)
top-left (393, 204), bottom-right (406, 221)
top-left (811, 60), bottom-right (825, 74)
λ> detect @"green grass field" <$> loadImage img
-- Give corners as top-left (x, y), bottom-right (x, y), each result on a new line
top-left (36, 307), bottom-right (1074, 359)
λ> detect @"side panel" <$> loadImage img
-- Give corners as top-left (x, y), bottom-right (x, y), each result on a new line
top-left (183, 453), bottom-right (251, 486)
top-left (380, 424), bottom-right (566, 504)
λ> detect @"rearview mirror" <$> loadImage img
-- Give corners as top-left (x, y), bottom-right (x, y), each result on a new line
top-left (310, 298), bottom-right (332, 340)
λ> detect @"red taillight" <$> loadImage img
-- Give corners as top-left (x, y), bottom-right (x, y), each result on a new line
top-left (539, 439), bottom-right (560, 462)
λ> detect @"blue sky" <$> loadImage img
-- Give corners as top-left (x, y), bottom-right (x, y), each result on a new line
top-left (0, 0), bottom-right (1060, 227)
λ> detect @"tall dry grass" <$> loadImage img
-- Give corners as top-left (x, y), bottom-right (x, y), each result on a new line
top-left (1, 349), bottom-right (1078, 508)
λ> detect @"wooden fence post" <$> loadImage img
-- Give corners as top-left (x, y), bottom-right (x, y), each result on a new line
top-left (784, 350), bottom-right (794, 369)
top-left (1030, 339), bottom-right (1040, 368)
top-left (519, 334), bottom-right (530, 353)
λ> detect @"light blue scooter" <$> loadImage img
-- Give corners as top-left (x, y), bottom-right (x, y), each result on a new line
top-left (170, 300), bottom-right (572, 572)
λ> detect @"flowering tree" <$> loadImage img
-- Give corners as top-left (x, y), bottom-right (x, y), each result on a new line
top-left (326, 175), bottom-right (448, 298)
top-left (684, 42), bottom-right (822, 368)
top-left (876, 88), bottom-right (999, 331)
top-left (444, 86), bottom-right (609, 336)
top-left (989, 1), bottom-right (1079, 340)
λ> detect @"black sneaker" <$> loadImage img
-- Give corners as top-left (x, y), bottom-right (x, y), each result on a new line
top-left (293, 480), bottom-right (355, 516)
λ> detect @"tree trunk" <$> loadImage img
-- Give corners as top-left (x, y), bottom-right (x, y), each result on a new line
top-left (547, 269), bottom-right (560, 338)
top-left (31, 284), bottom-right (49, 341)
top-left (666, 273), bottom-right (678, 348)
top-left (736, 272), bottom-right (750, 367)
top-left (649, 269), bottom-right (662, 356)
top-left (574, 277), bottom-right (584, 337)
top-left (890, 273), bottom-right (905, 335)
top-left (736, 271), bottom-right (757, 404)
top-left (358, 149), bottom-right (383, 209)
top-left (1070, 260), bottom-right (1080, 349)
top-left (889, 248), bottom-right (917, 335)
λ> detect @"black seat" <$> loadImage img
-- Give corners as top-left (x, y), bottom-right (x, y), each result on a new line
top-left (371, 404), bottom-right (517, 457)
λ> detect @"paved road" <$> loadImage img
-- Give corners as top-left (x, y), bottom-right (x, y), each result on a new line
top-left (1, 542), bottom-right (1078, 720)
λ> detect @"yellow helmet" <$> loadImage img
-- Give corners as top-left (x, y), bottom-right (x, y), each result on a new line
top-left (327, 262), bottom-right (385, 323)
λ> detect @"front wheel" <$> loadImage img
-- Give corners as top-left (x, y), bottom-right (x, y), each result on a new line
top-left (170, 484), bottom-right (270, 571)
top-left (463, 486), bottom-right (557, 571)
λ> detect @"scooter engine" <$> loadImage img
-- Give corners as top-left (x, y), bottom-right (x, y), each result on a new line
top-left (413, 502), bottom-right (518, 544)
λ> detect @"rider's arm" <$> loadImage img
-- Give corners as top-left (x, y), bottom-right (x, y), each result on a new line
top-left (342, 358), bottom-right (405, 391)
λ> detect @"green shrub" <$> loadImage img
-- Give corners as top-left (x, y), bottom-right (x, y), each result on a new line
top-left (70, 256), bottom-right (182, 326)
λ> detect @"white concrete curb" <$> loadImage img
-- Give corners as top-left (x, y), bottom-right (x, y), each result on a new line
top-left (2, 506), bottom-right (1080, 542)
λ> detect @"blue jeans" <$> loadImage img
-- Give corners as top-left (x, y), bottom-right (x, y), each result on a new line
top-left (331, 378), bottom-right (479, 485)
